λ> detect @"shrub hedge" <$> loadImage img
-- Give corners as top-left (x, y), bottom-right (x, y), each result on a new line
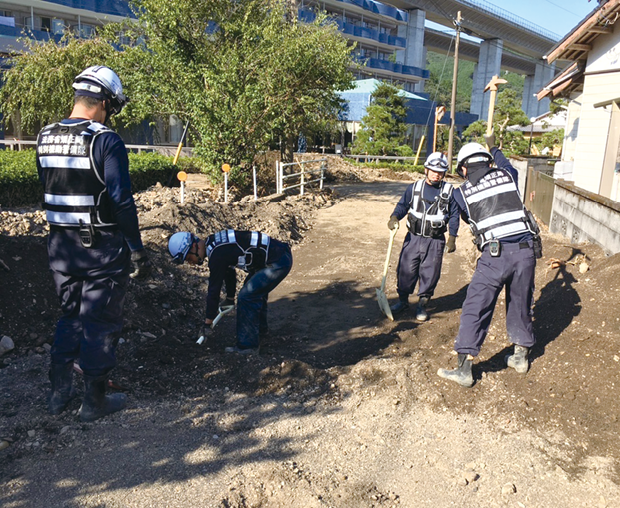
top-left (0, 149), bottom-right (199, 208)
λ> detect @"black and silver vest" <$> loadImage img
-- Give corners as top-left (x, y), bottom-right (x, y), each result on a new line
top-left (461, 168), bottom-right (531, 247)
top-left (406, 179), bottom-right (453, 238)
top-left (206, 230), bottom-right (271, 271)
top-left (37, 120), bottom-right (117, 228)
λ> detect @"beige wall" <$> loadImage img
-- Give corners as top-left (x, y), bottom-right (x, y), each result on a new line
top-left (571, 72), bottom-right (618, 194)
top-left (561, 91), bottom-right (582, 164)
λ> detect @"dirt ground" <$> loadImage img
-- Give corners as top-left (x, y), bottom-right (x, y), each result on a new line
top-left (1, 157), bottom-right (620, 507)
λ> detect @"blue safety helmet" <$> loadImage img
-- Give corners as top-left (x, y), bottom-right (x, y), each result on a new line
top-left (168, 232), bottom-right (197, 265)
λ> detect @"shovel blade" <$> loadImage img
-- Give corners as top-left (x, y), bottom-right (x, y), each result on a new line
top-left (376, 288), bottom-right (394, 321)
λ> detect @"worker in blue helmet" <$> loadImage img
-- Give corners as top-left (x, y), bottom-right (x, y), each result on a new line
top-left (37, 66), bottom-right (151, 422)
top-left (437, 133), bottom-right (542, 388)
top-left (387, 152), bottom-right (460, 322)
top-left (168, 230), bottom-right (293, 355)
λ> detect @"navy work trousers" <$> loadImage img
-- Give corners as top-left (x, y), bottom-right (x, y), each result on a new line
top-left (396, 232), bottom-right (445, 300)
top-left (454, 241), bottom-right (536, 356)
top-left (48, 229), bottom-right (130, 377)
top-left (237, 247), bottom-right (293, 348)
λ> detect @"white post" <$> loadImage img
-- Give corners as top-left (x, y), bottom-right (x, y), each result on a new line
top-left (253, 165), bottom-right (258, 201)
top-left (180, 181), bottom-right (185, 204)
top-left (300, 163), bottom-right (305, 196)
top-left (320, 162), bottom-right (325, 190)
top-left (276, 161), bottom-right (280, 194)
top-left (224, 172), bottom-right (229, 203)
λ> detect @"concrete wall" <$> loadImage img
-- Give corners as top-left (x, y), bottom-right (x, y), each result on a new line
top-left (550, 179), bottom-right (620, 255)
top-left (509, 156), bottom-right (527, 198)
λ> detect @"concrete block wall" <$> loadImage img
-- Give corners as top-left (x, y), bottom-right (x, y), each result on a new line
top-left (550, 179), bottom-right (620, 255)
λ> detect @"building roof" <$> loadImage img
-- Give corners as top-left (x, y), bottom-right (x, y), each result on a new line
top-left (544, 0), bottom-right (620, 64)
top-left (507, 110), bottom-right (567, 133)
top-left (342, 78), bottom-right (427, 100)
top-left (537, 0), bottom-right (620, 100)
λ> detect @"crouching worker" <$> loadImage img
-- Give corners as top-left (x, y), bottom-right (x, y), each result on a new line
top-left (387, 152), bottom-right (460, 321)
top-left (168, 230), bottom-right (293, 355)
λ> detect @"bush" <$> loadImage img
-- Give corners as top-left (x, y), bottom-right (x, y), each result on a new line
top-left (0, 149), bottom-right (187, 207)
top-left (0, 150), bottom-right (40, 208)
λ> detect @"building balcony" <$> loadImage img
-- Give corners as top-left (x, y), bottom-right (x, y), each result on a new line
top-left (43, 0), bottom-right (133, 18)
top-left (332, 0), bottom-right (408, 23)
top-left (0, 23), bottom-right (63, 42)
top-left (360, 56), bottom-right (429, 79)
top-left (300, 9), bottom-right (406, 49)
top-left (336, 19), bottom-right (405, 48)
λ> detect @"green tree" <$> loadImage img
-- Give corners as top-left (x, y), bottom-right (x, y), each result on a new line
top-left (462, 88), bottom-right (530, 154)
top-left (0, 36), bottom-right (117, 134)
top-left (352, 82), bottom-right (413, 156)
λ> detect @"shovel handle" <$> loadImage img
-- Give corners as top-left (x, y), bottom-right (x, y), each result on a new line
top-left (211, 304), bottom-right (235, 328)
top-left (380, 227), bottom-right (398, 291)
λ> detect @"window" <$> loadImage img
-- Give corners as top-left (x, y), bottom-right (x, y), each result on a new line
top-left (52, 19), bottom-right (65, 35)
top-left (79, 23), bottom-right (95, 38)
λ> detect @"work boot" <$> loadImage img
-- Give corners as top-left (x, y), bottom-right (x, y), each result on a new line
top-left (505, 345), bottom-right (530, 374)
top-left (224, 345), bottom-right (259, 356)
top-left (390, 299), bottom-right (409, 315)
top-left (437, 353), bottom-right (474, 387)
top-left (48, 362), bottom-right (76, 415)
top-left (416, 296), bottom-right (430, 322)
top-left (79, 373), bottom-right (127, 422)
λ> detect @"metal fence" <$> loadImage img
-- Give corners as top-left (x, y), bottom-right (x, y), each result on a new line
top-left (0, 139), bottom-right (192, 156)
top-left (276, 158), bottom-right (327, 195)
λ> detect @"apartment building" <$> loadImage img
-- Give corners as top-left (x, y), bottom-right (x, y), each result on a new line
top-left (0, 1), bottom-right (131, 54)
top-left (300, 0), bottom-right (429, 94)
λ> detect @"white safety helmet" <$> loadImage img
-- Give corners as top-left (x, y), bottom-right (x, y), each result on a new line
top-left (168, 232), bottom-right (197, 265)
top-left (456, 142), bottom-right (492, 176)
top-left (72, 66), bottom-right (128, 116)
top-left (424, 152), bottom-right (449, 173)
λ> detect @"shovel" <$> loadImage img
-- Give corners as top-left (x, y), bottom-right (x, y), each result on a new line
top-left (376, 226), bottom-right (398, 321)
top-left (196, 304), bottom-right (235, 344)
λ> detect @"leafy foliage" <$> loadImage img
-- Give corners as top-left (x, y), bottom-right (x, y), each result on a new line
top-left (117, 0), bottom-right (355, 179)
top-left (0, 36), bottom-right (117, 134)
top-left (352, 82), bottom-right (413, 156)
top-left (535, 128), bottom-right (565, 154)
top-left (425, 52), bottom-right (524, 112)
top-left (0, 149), bottom-right (180, 207)
top-left (462, 88), bottom-right (531, 155)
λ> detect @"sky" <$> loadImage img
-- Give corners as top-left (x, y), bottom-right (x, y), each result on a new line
top-left (476, 0), bottom-right (597, 40)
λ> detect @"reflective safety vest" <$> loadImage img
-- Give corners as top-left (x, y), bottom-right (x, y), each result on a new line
top-left (37, 120), bottom-right (117, 228)
top-left (461, 168), bottom-right (532, 247)
top-left (206, 230), bottom-right (271, 271)
top-left (406, 179), bottom-right (453, 238)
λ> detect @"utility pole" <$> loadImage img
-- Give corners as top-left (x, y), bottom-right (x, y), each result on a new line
top-left (447, 11), bottom-right (462, 173)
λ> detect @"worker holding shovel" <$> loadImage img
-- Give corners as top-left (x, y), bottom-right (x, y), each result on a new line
top-left (168, 230), bottom-right (293, 355)
top-left (387, 152), bottom-right (460, 321)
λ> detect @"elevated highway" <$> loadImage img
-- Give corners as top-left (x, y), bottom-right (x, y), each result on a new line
top-left (384, 0), bottom-right (583, 118)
